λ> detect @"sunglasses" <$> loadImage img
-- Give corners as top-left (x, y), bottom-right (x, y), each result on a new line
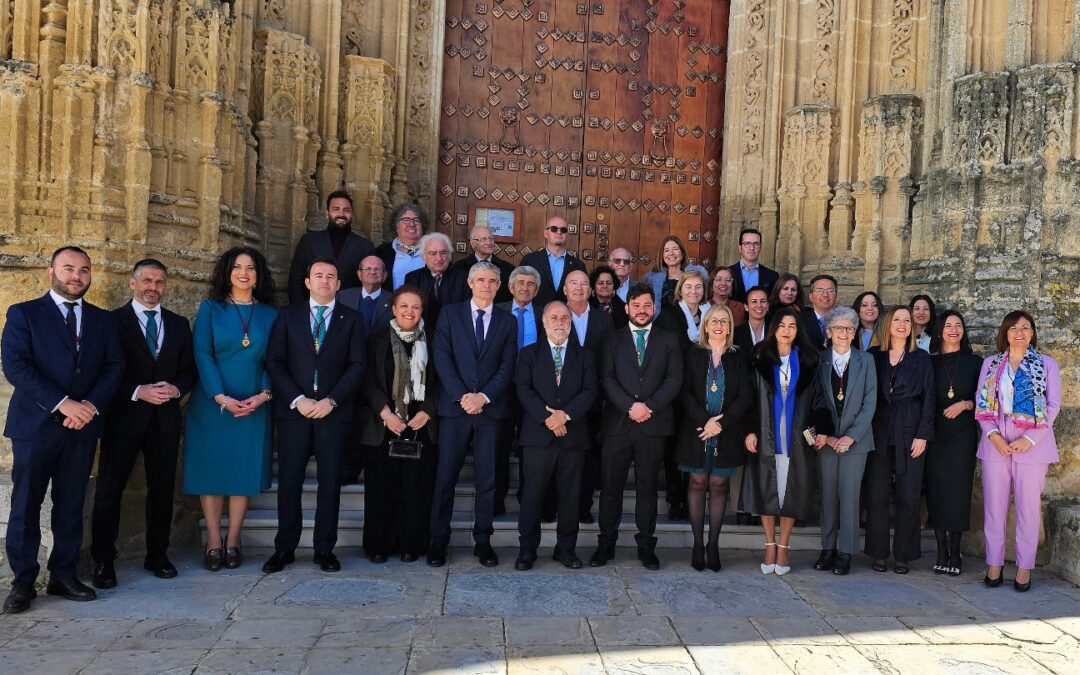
top-left (610, 257), bottom-right (632, 264)
top-left (547, 226), bottom-right (569, 234)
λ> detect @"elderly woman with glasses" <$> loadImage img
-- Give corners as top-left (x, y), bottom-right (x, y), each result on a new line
top-left (374, 203), bottom-right (429, 289)
top-left (643, 235), bottom-right (708, 316)
top-left (812, 307), bottom-right (877, 576)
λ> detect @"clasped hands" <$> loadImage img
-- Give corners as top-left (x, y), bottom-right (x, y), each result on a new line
top-left (216, 392), bottom-right (269, 418)
top-left (697, 414), bottom-right (724, 441)
top-left (745, 431), bottom-right (829, 454)
top-left (137, 381), bottom-right (180, 405)
top-left (294, 397), bottom-right (334, 419)
top-left (628, 402), bottom-right (652, 423)
top-left (544, 406), bottom-right (569, 437)
top-left (460, 392), bottom-right (488, 415)
top-left (990, 433), bottom-right (1033, 457)
top-left (58, 399), bottom-right (98, 430)
top-left (381, 407), bottom-right (431, 436)
top-left (824, 435), bottom-right (856, 453)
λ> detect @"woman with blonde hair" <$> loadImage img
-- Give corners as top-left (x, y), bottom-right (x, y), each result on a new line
top-left (675, 304), bottom-right (752, 571)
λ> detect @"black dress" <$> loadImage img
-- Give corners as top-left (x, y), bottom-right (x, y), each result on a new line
top-left (925, 352), bottom-right (982, 532)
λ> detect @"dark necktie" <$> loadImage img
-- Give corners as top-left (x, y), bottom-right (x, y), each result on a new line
top-left (634, 329), bottom-right (647, 366)
top-left (360, 295), bottom-right (376, 328)
top-left (475, 309), bottom-right (486, 353)
top-left (514, 306), bottom-right (525, 351)
top-left (63, 302), bottom-right (78, 345)
top-left (144, 310), bottom-right (159, 359)
top-left (433, 274), bottom-right (442, 296)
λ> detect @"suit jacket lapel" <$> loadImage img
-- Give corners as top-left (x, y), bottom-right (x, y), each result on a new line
top-left (479, 308), bottom-right (501, 358)
top-left (43, 294), bottom-right (79, 352)
top-left (820, 351), bottom-right (838, 420)
top-left (122, 302), bottom-right (157, 361)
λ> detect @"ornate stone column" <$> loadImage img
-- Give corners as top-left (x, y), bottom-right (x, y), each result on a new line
top-left (341, 55), bottom-right (396, 240)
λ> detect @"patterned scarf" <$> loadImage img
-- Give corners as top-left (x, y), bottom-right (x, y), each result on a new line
top-left (975, 347), bottom-right (1048, 429)
top-left (678, 300), bottom-right (711, 343)
top-left (389, 319), bottom-right (427, 417)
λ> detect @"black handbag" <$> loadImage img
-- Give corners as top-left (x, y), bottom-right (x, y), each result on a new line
top-left (388, 427), bottom-right (423, 460)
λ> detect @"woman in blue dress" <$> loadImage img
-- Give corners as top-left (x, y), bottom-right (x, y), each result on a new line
top-left (184, 246), bottom-right (277, 571)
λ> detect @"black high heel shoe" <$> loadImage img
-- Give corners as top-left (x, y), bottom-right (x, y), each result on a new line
top-left (947, 553), bottom-right (962, 577)
top-left (1013, 571), bottom-right (1032, 592)
top-left (690, 543), bottom-right (706, 571)
top-left (984, 570), bottom-right (1003, 588)
top-left (706, 544), bottom-right (722, 572)
top-left (204, 537), bottom-right (224, 572)
top-left (224, 543), bottom-right (243, 569)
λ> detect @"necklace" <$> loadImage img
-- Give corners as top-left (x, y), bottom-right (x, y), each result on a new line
top-left (709, 352), bottom-right (724, 393)
top-left (942, 352), bottom-right (960, 399)
top-left (310, 306), bottom-right (329, 352)
top-left (835, 359), bottom-right (848, 402)
top-left (779, 356), bottom-right (791, 389)
top-left (229, 295), bottom-right (256, 348)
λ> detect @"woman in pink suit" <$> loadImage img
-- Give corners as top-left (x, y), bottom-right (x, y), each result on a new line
top-left (975, 310), bottom-right (1061, 592)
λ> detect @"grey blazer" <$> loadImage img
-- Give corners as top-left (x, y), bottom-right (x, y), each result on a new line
top-left (818, 349), bottom-right (878, 454)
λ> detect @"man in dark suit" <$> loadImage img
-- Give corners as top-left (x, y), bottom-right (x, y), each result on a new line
top-left (451, 225), bottom-right (515, 304)
top-left (89, 259), bottom-right (198, 589)
top-left (404, 233), bottom-right (469, 329)
top-left (513, 302), bottom-right (597, 570)
top-left (609, 247), bottom-right (638, 303)
top-left (590, 284), bottom-right (683, 570)
top-left (428, 262), bottom-right (517, 568)
top-left (263, 258), bottom-right (367, 574)
top-left (519, 216), bottom-right (586, 307)
top-left (564, 270), bottom-right (613, 523)
top-left (728, 228), bottom-right (779, 303)
top-left (800, 274), bottom-right (838, 352)
top-left (287, 190), bottom-right (375, 303)
top-left (1, 247), bottom-right (124, 613)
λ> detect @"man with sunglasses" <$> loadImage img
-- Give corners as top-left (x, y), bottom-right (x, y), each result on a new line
top-left (609, 247), bottom-right (637, 303)
top-left (520, 217), bottom-right (586, 308)
top-left (451, 225), bottom-right (515, 303)
top-left (726, 228), bottom-right (778, 303)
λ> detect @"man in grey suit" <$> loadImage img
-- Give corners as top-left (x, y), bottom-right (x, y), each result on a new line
top-left (814, 307), bottom-right (877, 575)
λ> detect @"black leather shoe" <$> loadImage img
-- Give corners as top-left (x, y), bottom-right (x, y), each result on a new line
top-left (579, 512), bottom-right (595, 524)
top-left (46, 577), bottom-right (96, 602)
top-left (3, 584), bottom-right (36, 614)
top-left (204, 545), bottom-right (224, 572)
top-left (833, 553), bottom-right (852, 576)
top-left (223, 546), bottom-right (243, 570)
top-left (314, 552), bottom-right (341, 572)
top-left (706, 544), bottom-right (722, 572)
top-left (553, 551), bottom-right (584, 569)
top-left (514, 552), bottom-right (535, 571)
top-left (474, 543), bottom-right (499, 567)
top-left (638, 547), bottom-right (660, 570)
top-left (871, 559), bottom-right (888, 573)
top-left (984, 572), bottom-right (1004, 588)
top-left (427, 544), bottom-right (447, 567)
top-left (261, 551), bottom-right (295, 574)
top-left (814, 549), bottom-right (837, 571)
top-left (93, 561), bottom-right (118, 589)
top-left (690, 543), bottom-right (706, 571)
top-left (368, 552), bottom-right (388, 564)
top-left (1013, 578), bottom-right (1032, 593)
top-left (143, 556), bottom-right (178, 579)
top-left (589, 544), bottom-right (614, 567)
top-left (400, 552), bottom-right (419, 563)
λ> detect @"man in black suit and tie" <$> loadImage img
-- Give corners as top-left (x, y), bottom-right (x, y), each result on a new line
top-left (800, 274), bottom-right (838, 352)
top-left (287, 190), bottom-right (375, 303)
top-left (590, 284), bottom-right (683, 570)
top-left (404, 233), bottom-right (469, 329)
top-left (89, 259), bottom-right (197, 589)
top-left (520, 216), bottom-right (587, 307)
top-left (728, 228), bottom-right (779, 303)
top-left (2, 247), bottom-right (124, 613)
top-left (514, 302), bottom-right (597, 570)
top-left (451, 225), bottom-right (515, 304)
top-left (428, 262), bottom-right (517, 568)
top-left (564, 270), bottom-right (613, 523)
top-left (263, 258), bottom-right (367, 574)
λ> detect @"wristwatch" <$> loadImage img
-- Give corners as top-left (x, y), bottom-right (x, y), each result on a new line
top-left (261, 389), bottom-right (273, 401)
top-left (328, 398), bottom-right (338, 408)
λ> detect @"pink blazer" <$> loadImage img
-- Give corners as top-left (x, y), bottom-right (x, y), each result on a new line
top-left (975, 354), bottom-right (1061, 465)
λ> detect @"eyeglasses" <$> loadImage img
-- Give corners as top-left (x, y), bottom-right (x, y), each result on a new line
top-left (829, 326), bottom-right (856, 334)
top-left (813, 288), bottom-right (838, 296)
top-left (609, 257), bottom-right (632, 264)
top-left (548, 226), bottom-right (569, 234)
top-left (359, 267), bottom-right (384, 273)
top-left (398, 217), bottom-right (423, 226)
top-left (739, 241), bottom-right (762, 248)
top-left (471, 236), bottom-right (494, 243)
top-left (706, 318), bottom-right (730, 327)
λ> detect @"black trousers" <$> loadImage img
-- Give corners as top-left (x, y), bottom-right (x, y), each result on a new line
top-left (342, 417), bottom-right (365, 483)
top-left (577, 415), bottom-right (602, 518)
top-left (864, 445), bottom-right (926, 562)
top-left (495, 416), bottom-right (514, 513)
top-left (274, 418), bottom-right (347, 554)
top-left (91, 430), bottom-right (179, 562)
top-left (597, 429), bottom-right (664, 548)
top-left (7, 438), bottom-right (97, 585)
top-left (663, 434), bottom-right (688, 507)
top-left (431, 414), bottom-right (500, 545)
top-left (362, 436), bottom-right (437, 555)
top-left (518, 444), bottom-right (585, 556)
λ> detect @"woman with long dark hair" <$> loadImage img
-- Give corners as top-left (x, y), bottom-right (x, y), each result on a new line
top-left (184, 246), bottom-right (278, 571)
top-left (976, 311), bottom-right (1061, 592)
top-left (744, 307), bottom-right (824, 575)
top-left (925, 310), bottom-right (982, 576)
top-left (768, 273), bottom-right (805, 315)
top-left (909, 294), bottom-right (936, 352)
top-left (853, 291), bottom-right (883, 351)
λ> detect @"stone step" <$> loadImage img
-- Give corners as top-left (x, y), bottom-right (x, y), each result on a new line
top-left (249, 479), bottom-right (670, 515)
top-left (207, 510), bottom-right (937, 551)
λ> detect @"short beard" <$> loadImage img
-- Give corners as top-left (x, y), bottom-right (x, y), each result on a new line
top-left (52, 278), bottom-right (89, 301)
top-left (329, 217), bottom-right (351, 230)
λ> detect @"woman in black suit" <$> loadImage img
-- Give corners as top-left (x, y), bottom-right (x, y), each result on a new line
top-left (655, 269), bottom-right (710, 521)
top-left (589, 264), bottom-right (627, 329)
top-left (865, 305), bottom-right (935, 574)
top-left (360, 286), bottom-right (439, 563)
top-left (675, 305), bottom-right (752, 571)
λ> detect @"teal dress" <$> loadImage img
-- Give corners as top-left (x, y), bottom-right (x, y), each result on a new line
top-left (680, 360), bottom-right (737, 477)
top-left (183, 300), bottom-right (277, 496)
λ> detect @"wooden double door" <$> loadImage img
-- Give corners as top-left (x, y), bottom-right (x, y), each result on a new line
top-left (437, 0), bottom-right (729, 270)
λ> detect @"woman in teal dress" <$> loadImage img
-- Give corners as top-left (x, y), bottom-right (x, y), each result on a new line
top-left (184, 246), bottom-right (277, 571)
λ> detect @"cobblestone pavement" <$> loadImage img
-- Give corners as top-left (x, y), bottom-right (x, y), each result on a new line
top-left (0, 548), bottom-right (1077, 674)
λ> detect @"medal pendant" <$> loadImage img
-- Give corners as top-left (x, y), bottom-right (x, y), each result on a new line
top-left (314, 340), bottom-right (321, 352)
top-left (242, 334), bottom-right (251, 348)
top-left (711, 383), bottom-right (718, 393)
top-left (837, 391), bottom-right (845, 402)
top-left (947, 386), bottom-right (955, 400)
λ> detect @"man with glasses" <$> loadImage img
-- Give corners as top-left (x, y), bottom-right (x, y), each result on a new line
top-left (452, 225), bottom-right (515, 303)
top-left (521, 216), bottom-right (586, 307)
top-left (608, 247), bottom-right (637, 303)
top-left (288, 190), bottom-right (375, 303)
top-left (727, 228), bottom-right (778, 303)
top-left (801, 274), bottom-right (839, 351)
top-left (375, 203), bottom-right (428, 290)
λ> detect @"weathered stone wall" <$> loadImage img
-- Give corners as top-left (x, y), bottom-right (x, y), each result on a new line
top-left (0, 0), bottom-right (444, 564)
top-left (721, 0), bottom-right (1080, 565)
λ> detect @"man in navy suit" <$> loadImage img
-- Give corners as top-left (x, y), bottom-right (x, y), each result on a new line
top-left (404, 233), bottom-right (469, 329)
top-left (728, 228), bottom-right (779, 303)
top-left (89, 259), bottom-right (197, 589)
top-left (263, 258), bottom-right (367, 574)
top-left (2, 247), bottom-right (124, 613)
top-left (513, 302), bottom-right (597, 570)
top-left (428, 261), bottom-right (517, 567)
top-left (519, 216), bottom-right (587, 307)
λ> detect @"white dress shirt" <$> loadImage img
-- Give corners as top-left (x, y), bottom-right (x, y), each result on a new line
top-left (570, 303), bottom-right (590, 347)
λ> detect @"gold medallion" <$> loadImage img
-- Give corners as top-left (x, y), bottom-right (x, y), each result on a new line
top-left (242, 334), bottom-right (251, 348)
top-left (314, 340), bottom-right (321, 352)
top-left (947, 386), bottom-right (955, 399)
top-left (711, 383), bottom-right (719, 393)
top-left (837, 391), bottom-right (844, 402)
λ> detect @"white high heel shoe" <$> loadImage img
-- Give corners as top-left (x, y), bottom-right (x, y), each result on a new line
top-left (774, 543), bottom-right (792, 576)
top-left (761, 542), bottom-right (777, 574)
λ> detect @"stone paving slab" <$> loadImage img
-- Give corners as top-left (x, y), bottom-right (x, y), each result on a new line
top-left (824, 616), bottom-right (928, 645)
top-left (588, 616), bottom-right (680, 646)
top-left (194, 647), bottom-right (308, 674)
top-left (670, 616), bottom-right (763, 645)
top-left (504, 616), bottom-right (594, 646)
top-left (771, 644), bottom-right (881, 673)
top-left (215, 617), bottom-right (324, 650)
top-left (506, 646), bottom-right (606, 674)
top-left (855, 644), bottom-right (1055, 674)
top-left (109, 619), bottom-right (230, 651)
top-left (596, 645), bottom-right (699, 674)
top-left (79, 648), bottom-right (209, 675)
top-left (316, 617), bottom-right (418, 649)
top-left (749, 615), bottom-right (848, 646)
top-left (686, 645), bottom-right (793, 674)
top-left (305, 646), bottom-right (410, 674)
top-left (406, 646), bottom-right (506, 674)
